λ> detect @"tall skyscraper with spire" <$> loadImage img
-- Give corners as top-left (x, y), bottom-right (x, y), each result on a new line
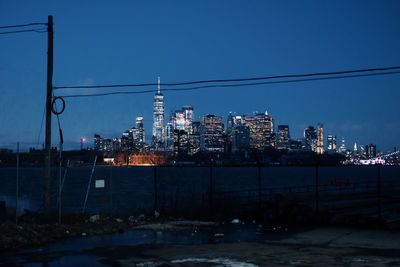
top-left (152, 77), bottom-right (165, 150)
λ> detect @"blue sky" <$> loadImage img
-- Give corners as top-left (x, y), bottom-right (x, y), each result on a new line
top-left (0, 1), bottom-right (399, 151)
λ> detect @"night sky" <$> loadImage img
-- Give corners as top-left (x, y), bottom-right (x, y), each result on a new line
top-left (1, 1), bottom-right (399, 152)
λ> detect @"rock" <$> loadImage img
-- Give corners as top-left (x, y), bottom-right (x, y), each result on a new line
top-left (137, 214), bottom-right (145, 221)
top-left (128, 216), bottom-right (137, 223)
top-left (231, 219), bottom-right (240, 224)
top-left (154, 210), bottom-right (160, 219)
top-left (115, 218), bottom-right (123, 223)
top-left (89, 214), bottom-right (100, 223)
top-left (81, 233), bottom-right (87, 236)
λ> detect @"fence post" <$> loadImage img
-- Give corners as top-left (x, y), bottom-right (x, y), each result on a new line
top-left (258, 164), bottom-right (262, 210)
top-left (109, 165), bottom-right (113, 215)
top-left (209, 165), bottom-right (213, 216)
top-left (153, 166), bottom-right (158, 212)
top-left (377, 164), bottom-right (382, 220)
top-left (315, 165), bottom-right (319, 217)
top-left (15, 142), bottom-right (19, 224)
top-left (58, 142), bottom-right (62, 224)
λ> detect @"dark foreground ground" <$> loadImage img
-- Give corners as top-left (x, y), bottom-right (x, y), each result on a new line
top-left (1, 222), bottom-right (400, 266)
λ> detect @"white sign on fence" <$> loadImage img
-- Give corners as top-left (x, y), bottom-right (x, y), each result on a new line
top-left (95, 179), bottom-right (105, 188)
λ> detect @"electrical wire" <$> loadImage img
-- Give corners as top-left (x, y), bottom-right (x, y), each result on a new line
top-left (0, 28), bottom-right (47, 35)
top-left (57, 70), bottom-right (400, 98)
top-left (53, 66), bottom-right (400, 90)
top-left (0, 22), bottom-right (47, 29)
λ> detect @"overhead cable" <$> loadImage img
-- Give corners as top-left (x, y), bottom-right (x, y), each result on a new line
top-left (57, 70), bottom-right (400, 98)
top-left (53, 66), bottom-right (400, 90)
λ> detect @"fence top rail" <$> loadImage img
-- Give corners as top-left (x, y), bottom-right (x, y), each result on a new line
top-left (62, 164), bottom-right (400, 168)
top-left (144, 164), bottom-right (397, 168)
top-left (5, 164), bottom-right (399, 169)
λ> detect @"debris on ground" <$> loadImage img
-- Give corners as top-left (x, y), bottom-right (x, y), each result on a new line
top-left (89, 214), bottom-right (100, 223)
top-left (0, 217), bottom-right (219, 251)
top-left (131, 220), bottom-right (217, 232)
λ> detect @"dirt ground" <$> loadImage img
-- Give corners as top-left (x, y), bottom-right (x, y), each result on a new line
top-left (3, 227), bottom-right (400, 266)
top-left (86, 227), bottom-right (400, 266)
top-left (93, 242), bottom-right (400, 266)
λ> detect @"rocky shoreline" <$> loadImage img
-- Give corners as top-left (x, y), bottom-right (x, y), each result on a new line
top-left (0, 214), bottom-right (218, 252)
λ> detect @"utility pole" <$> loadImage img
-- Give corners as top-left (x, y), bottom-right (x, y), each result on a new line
top-left (44, 15), bottom-right (54, 216)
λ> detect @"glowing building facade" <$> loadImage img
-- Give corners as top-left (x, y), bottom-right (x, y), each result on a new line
top-left (135, 117), bottom-right (145, 143)
top-left (244, 112), bottom-right (274, 150)
top-left (226, 113), bottom-right (247, 153)
top-left (277, 125), bottom-right (290, 150)
top-left (170, 106), bottom-right (194, 134)
top-left (152, 77), bottom-right (165, 149)
top-left (327, 135), bottom-right (337, 153)
top-left (316, 123), bottom-right (324, 154)
top-left (200, 114), bottom-right (224, 152)
top-left (304, 126), bottom-right (317, 151)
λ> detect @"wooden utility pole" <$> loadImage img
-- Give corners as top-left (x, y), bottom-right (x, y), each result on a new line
top-left (44, 15), bottom-right (54, 216)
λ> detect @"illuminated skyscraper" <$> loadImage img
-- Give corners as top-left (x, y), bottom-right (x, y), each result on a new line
top-left (135, 117), bottom-right (145, 143)
top-left (171, 110), bottom-right (185, 130)
top-left (304, 126), bottom-right (317, 151)
top-left (227, 113), bottom-right (246, 153)
top-left (170, 106), bottom-right (194, 134)
top-left (338, 138), bottom-right (347, 154)
top-left (94, 134), bottom-right (104, 151)
top-left (182, 106), bottom-right (194, 134)
top-left (276, 125), bottom-right (290, 150)
top-left (327, 135), bottom-right (337, 153)
top-left (200, 114), bottom-right (224, 152)
top-left (165, 122), bottom-right (174, 151)
top-left (232, 125), bottom-right (250, 153)
top-left (244, 111), bottom-right (274, 150)
top-left (366, 144), bottom-right (377, 158)
top-left (173, 129), bottom-right (189, 156)
top-left (316, 123), bottom-right (324, 154)
top-left (152, 77), bottom-right (165, 149)
top-left (227, 113), bottom-right (246, 135)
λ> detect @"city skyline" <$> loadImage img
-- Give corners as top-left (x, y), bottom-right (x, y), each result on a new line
top-left (0, 80), bottom-right (397, 154)
top-left (91, 83), bottom-right (385, 158)
top-left (1, 1), bottom-right (400, 152)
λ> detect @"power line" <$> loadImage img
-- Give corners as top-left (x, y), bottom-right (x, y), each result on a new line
top-left (0, 22), bottom-right (47, 29)
top-left (0, 28), bottom-right (47, 35)
top-left (57, 70), bottom-right (400, 98)
top-left (53, 66), bottom-right (400, 90)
